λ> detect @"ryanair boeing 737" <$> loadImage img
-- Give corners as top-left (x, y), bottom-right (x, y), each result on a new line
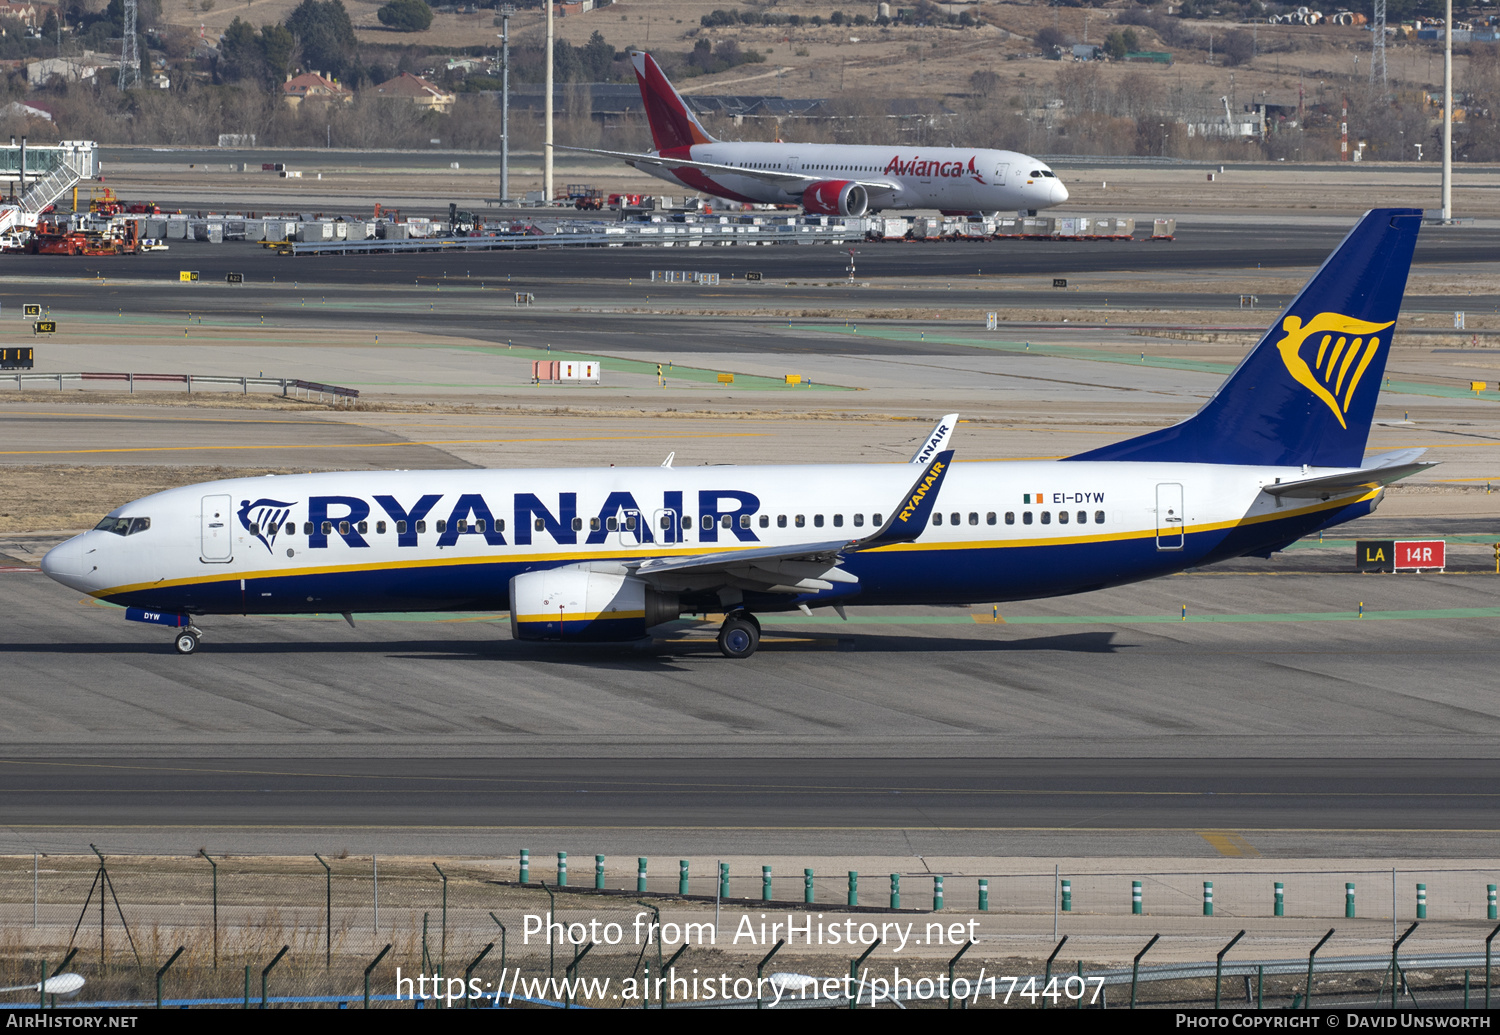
top-left (42, 209), bottom-right (1429, 658)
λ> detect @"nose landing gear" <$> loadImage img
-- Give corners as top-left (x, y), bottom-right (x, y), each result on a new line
top-left (174, 626), bottom-right (203, 654)
top-left (717, 611), bottom-right (760, 659)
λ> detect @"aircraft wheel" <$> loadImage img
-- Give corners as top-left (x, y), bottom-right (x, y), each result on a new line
top-left (717, 614), bottom-right (760, 659)
top-left (174, 630), bottom-right (200, 655)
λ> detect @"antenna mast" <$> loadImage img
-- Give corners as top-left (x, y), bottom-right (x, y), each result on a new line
top-left (1370, 0), bottom-right (1388, 94)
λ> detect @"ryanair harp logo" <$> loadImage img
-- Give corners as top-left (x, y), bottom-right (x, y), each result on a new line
top-left (1275, 312), bottom-right (1395, 429)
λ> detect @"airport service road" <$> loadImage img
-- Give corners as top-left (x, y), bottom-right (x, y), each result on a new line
top-left (3, 564), bottom-right (1500, 857)
top-left (4, 221), bottom-right (1500, 291)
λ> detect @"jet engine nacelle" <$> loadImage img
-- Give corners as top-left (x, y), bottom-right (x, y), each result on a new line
top-left (803, 180), bottom-right (869, 217)
top-left (509, 567), bottom-right (679, 642)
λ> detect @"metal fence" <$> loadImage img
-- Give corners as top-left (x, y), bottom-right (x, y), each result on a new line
top-left (5, 372), bottom-right (359, 406)
top-left (4, 854), bottom-right (1500, 1009)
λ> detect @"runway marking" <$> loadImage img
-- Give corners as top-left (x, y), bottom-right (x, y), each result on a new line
top-left (1198, 831), bottom-right (1262, 858)
top-left (0, 432), bottom-right (761, 457)
top-left (0, 566), bottom-right (40, 573)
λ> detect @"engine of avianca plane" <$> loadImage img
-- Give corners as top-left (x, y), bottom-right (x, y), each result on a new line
top-left (44, 209), bottom-right (1427, 660)
top-left (558, 50), bottom-right (1069, 217)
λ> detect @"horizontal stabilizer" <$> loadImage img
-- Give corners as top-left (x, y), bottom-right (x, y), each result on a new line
top-left (1264, 458), bottom-right (1434, 499)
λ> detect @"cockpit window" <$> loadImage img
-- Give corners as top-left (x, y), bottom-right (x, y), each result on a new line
top-left (1029, 169), bottom-right (1056, 178)
top-left (94, 516), bottom-right (150, 536)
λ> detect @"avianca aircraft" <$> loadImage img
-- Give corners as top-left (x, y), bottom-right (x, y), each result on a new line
top-left (565, 50), bottom-right (1068, 217)
top-left (43, 209), bottom-right (1428, 659)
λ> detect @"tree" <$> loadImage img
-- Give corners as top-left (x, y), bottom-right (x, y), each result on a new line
top-left (377, 0), bottom-right (432, 32)
top-left (285, 0), bottom-right (357, 78)
top-left (1221, 29), bottom-right (1254, 67)
top-left (259, 23), bottom-right (295, 84)
top-left (218, 17), bottom-right (264, 83)
top-left (1036, 26), bottom-right (1071, 57)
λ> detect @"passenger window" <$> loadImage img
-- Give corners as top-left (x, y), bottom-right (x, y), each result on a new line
top-left (322, 521), bottom-right (333, 535)
top-left (833, 514), bottom-right (843, 528)
top-left (740, 514), bottom-right (751, 529)
top-left (571, 517), bottom-right (582, 532)
top-left (627, 515), bottom-right (638, 531)
top-left (777, 515), bottom-right (787, 528)
top-left (248, 522), bottom-right (260, 536)
top-left (415, 520), bottom-right (426, 534)
top-left (933, 513), bottom-right (943, 526)
top-left (456, 519), bottom-right (468, 533)
top-left (397, 521), bottom-right (407, 534)
top-left (661, 514), bottom-right (673, 529)
top-left (1022, 512), bottom-right (1033, 525)
top-left (607, 516), bottom-right (619, 531)
top-left (339, 521), bottom-right (350, 535)
top-left (1095, 510), bottom-right (1106, 524)
top-left (950, 512), bottom-right (960, 526)
top-left (795, 515), bottom-right (805, 527)
top-left (376, 521), bottom-right (386, 534)
top-left (534, 518), bottom-right (545, 531)
top-left (814, 515), bottom-right (824, 528)
top-left (358, 521), bottom-right (369, 534)
top-left (853, 514), bottom-right (864, 527)
top-left (1077, 511), bottom-right (1086, 524)
top-left (873, 513), bottom-right (882, 525)
top-left (1041, 512), bottom-right (1051, 525)
top-left (759, 514), bottom-right (769, 528)
top-left (590, 517), bottom-right (601, 531)
top-left (683, 515), bottom-right (693, 529)
top-left (1004, 512), bottom-right (1014, 525)
top-left (436, 520), bottom-right (447, 533)
top-left (968, 513), bottom-right (978, 526)
top-left (1058, 511), bottom-right (1069, 524)
top-left (721, 515), bottom-right (732, 529)
top-left (476, 519), bottom-right (487, 533)
top-left (497, 519), bottom-right (506, 531)
top-left (986, 513), bottom-right (996, 526)
top-left (304, 522), bottom-right (314, 535)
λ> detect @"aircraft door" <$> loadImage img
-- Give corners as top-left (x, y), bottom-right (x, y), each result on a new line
top-left (201, 493), bottom-right (233, 562)
top-left (993, 162), bottom-right (1008, 185)
top-left (654, 508), bottom-right (680, 546)
top-left (1155, 483), bottom-right (1185, 551)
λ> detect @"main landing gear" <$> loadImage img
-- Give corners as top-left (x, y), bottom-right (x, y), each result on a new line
top-left (174, 626), bottom-right (204, 655)
top-left (717, 611), bottom-right (760, 659)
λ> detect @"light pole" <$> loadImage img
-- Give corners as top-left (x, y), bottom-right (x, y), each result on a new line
top-left (1160, 122), bottom-right (1166, 157)
top-left (497, 4), bottom-right (513, 204)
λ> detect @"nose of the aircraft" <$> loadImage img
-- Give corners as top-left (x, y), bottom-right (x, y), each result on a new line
top-left (1050, 178), bottom-right (1069, 205)
top-left (41, 535), bottom-right (92, 587)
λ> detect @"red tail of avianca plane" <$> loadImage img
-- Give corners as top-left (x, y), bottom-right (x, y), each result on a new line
top-left (559, 51), bottom-right (1068, 217)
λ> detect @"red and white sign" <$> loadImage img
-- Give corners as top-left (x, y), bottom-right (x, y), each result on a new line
top-left (1394, 540), bottom-right (1445, 571)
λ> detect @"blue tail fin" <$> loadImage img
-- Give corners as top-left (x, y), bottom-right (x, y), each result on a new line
top-left (1066, 208), bottom-right (1422, 468)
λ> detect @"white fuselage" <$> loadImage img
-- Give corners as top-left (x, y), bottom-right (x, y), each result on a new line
top-left (642, 143), bottom-right (1068, 213)
top-left (42, 459), bottom-right (1373, 618)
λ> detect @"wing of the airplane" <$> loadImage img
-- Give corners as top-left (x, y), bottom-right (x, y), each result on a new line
top-left (554, 144), bottom-right (901, 194)
top-left (1262, 449), bottom-right (1435, 499)
top-left (627, 449), bottom-right (954, 596)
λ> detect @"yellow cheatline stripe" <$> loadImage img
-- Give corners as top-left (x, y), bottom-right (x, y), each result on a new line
top-left (0, 432), bottom-right (762, 457)
top-left (513, 609), bottom-right (645, 623)
top-left (87, 492), bottom-right (1376, 600)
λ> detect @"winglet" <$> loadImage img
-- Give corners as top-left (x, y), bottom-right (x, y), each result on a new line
top-left (854, 449), bottom-right (954, 550)
top-left (910, 413), bottom-right (959, 464)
